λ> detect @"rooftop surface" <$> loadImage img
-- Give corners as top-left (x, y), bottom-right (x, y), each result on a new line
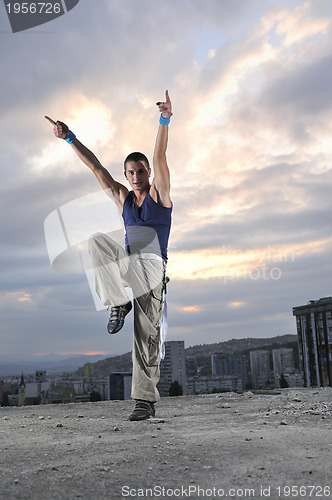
top-left (1, 388), bottom-right (331, 499)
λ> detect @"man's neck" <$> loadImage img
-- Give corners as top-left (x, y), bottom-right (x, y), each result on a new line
top-left (133, 185), bottom-right (150, 206)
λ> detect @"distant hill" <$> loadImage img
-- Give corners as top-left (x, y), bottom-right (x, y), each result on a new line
top-left (185, 334), bottom-right (300, 373)
top-left (79, 334), bottom-right (298, 378)
top-left (78, 351), bottom-right (133, 377)
top-left (184, 334), bottom-right (297, 358)
top-left (0, 353), bottom-right (112, 377)
top-left (0, 335), bottom-right (298, 378)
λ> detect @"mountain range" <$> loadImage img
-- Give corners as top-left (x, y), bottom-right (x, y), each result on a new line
top-left (76, 333), bottom-right (299, 378)
top-left (0, 334), bottom-right (298, 377)
top-left (0, 353), bottom-right (112, 376)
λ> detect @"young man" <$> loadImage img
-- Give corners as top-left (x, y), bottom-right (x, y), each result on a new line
top-left (45, 91), bottom-right (172, 420)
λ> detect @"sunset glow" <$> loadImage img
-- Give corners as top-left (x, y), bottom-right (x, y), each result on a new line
top-left (2, 0), bottom-right (332, 356)
top-left (168, 239), bottom-right (331, 280)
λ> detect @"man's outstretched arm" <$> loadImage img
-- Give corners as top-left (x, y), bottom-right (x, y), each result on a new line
top-left (151, 90), bottom-right (172, 208)
top-left (45, 116), bottom-right (128, 209)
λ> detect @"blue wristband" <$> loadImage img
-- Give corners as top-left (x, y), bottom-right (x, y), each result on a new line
top-left (159, 114), bottom-right (170, 126)
top-left (64, 130), bottom-right (76, 144)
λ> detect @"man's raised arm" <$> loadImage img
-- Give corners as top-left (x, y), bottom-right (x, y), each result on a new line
top-left (44, 116), bottom-right (128, 210)
top-left (151, 90), bottom-right (172, 208)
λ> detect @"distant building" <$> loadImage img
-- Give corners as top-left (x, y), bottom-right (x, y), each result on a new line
top-left (284, 372), bottom-right (303, 388)
top-left (83, 363), bottom-right (95, 377)
top-left (187, 375), bottom-right (241, 395)
top-left (35, 371), bottom-right (47, 383)
top-left (185, 357), bottom-right (197, 376)
top-left (26, 381), bottom-right (50, 405)
top-left (158, 341), bottom-right (187, 397)
top-left (52, 379), bottom-right (83, 394)
top-left (15, 371), bottom-right (50, 405)
top-left (272, 348), bottom-right (295, 386)
top-left (46, 385), bottom-right (75, 404)
top-left (18, 374), bottom-right (26, 406)
top-left (95, 378), bottom-right (108, 400)
top-left (45, 378), bottom-right (83, 404)
top-left (212, 353), bottom-right (249, 389)
top-left (108, 372), bottom-right (132, 400)
top-left (250, 350), bottom-right (271, 389)
top-left (293, 296), bottom-right (332, 387)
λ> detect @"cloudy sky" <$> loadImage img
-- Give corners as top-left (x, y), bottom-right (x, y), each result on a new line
top-left (1, 0), bottom-right (332, 361)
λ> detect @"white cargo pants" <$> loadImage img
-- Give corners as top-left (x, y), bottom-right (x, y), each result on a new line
top-left (88, 233), bottom-right (165, 402)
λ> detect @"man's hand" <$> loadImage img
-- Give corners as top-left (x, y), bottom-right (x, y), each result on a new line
top-left (45, 116), bottom-right (69, 139)
top-left (156, 90), bottom-right (172, 119)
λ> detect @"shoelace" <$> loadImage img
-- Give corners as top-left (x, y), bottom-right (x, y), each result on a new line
top-left (110, 307), bottom-right (122, 322)
top-left (134, 401), bottom-right (154, 415)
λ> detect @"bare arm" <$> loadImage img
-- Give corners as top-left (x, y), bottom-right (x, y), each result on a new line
top-left (44, 116), bottom-right (128, 210)
top-left (151, 90), bottom-right (172, 208)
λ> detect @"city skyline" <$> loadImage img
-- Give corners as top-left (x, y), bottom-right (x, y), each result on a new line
top-left (1, 0), bottom-right (332, 358)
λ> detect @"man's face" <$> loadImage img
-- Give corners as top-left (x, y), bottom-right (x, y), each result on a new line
top-left (125, 161), bottom-right (151, 192)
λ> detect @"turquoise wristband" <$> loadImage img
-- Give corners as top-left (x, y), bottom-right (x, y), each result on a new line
top-left (64, 130), bottom-right (76, 144)
top-left (159, 114), bottom-right (170, 126)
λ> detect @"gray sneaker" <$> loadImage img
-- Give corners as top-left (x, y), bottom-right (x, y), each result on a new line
top-left (107, 301), bottom-right (132, 334)
top-left (129, 400), bottom-right (155, 421)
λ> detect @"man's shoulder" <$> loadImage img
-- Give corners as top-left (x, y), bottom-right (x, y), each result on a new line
top-left (122, 189), bottom-right (133, 206)
top-left (149, 183), bottom-right (172, 208)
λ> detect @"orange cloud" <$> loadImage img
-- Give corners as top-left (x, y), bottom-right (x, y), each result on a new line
top-left (168, 239), bottom-right (331, 280)
top-left (229, 301), bottom-right (245, 307)
top-left (32, 351), bottom-right (109, 357)
top-left (181, 305), bottom-right (200, 312)
top-left (55, 351), bottom-right (109, 356)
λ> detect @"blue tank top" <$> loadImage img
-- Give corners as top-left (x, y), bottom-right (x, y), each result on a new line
top-left (122, 191), bottom-right (172, 262)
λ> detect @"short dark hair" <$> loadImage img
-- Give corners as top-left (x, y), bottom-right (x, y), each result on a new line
top-left (124, 152), bottom-right (150, 172)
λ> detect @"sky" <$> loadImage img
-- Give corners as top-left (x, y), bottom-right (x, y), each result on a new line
top-left (1, 0), bottom-right (332, 361)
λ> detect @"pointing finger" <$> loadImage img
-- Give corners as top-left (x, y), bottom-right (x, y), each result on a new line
top-left (45, 115), bottom-right (56, 126)
top-left (165, 90), bottom-right (170, 102)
